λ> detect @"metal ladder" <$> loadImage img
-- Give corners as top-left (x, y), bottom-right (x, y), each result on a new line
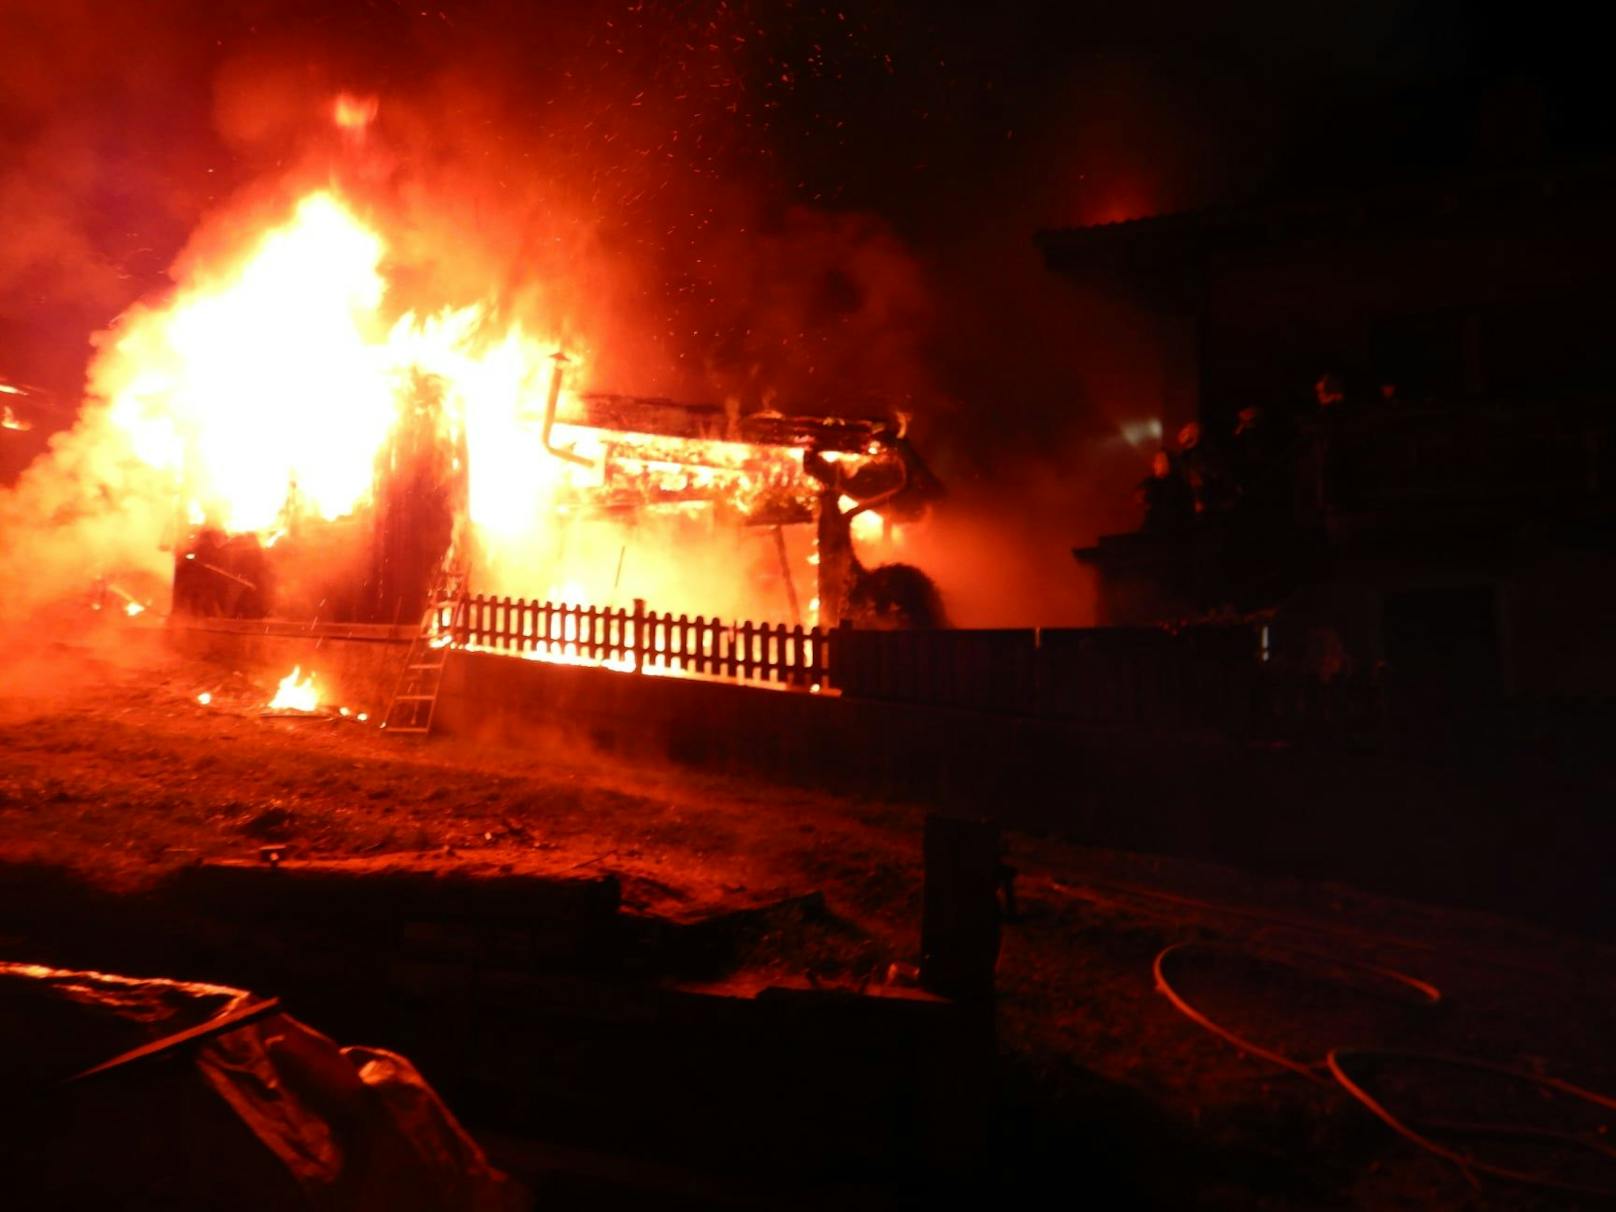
top-left (382, 567), bottom-right (466, 737)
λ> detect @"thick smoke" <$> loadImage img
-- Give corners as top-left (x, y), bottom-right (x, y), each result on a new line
top-left (0, 2), bottom-right (222, 620)
top-left (0, 1), bottom-right (948, 622)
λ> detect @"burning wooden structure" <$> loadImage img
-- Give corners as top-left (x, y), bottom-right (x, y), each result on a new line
top-left (153, 192), bottom-right (944, 667)
top-left (169, 355), bottom-right (944, 679)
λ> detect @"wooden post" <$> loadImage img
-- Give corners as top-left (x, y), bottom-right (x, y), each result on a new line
top-left (631, 598), bottom-right (645, 673)
top-left (452, 591), bottom-right (469, 648)
top-left (920, 814), bottom-right (1001, 1002)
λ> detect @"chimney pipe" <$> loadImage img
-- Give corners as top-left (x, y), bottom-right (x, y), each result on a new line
top-left (541, 351), bottom-right (593, 468)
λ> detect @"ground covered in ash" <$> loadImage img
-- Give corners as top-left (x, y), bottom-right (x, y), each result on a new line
top-left (3, 626), bottom-right (1615, 1209)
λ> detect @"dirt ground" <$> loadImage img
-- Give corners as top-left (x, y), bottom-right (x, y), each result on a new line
top-left (3, 623), bottom-right (1615, 1208)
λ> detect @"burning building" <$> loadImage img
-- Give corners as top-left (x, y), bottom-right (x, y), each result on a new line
top-left (16, 124), bottom-right (944, 652)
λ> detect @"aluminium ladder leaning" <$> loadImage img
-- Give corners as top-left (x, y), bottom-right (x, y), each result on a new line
top-left (381, 567), bottom-right (466, 736)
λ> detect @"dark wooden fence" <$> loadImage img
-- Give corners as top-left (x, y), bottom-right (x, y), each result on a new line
top-left (454, 595), bottom-right (830, 688)
top-left (829, 623), bottom-right (1383, 737)
top-left (447, 593), bottom-right (1379, 735)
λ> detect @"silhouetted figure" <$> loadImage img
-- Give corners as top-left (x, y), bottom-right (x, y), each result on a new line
top-left (1304, 625), bottom-right (1352, 683)
top-left (1314, 371), bottom-right (1347, 411)
top-left (1229, 405), bottom-right (1294, 523)
top-left (1177, 421), bottom-right (1236, 514)
top-left (1310, 369), bottom-right (1369, 512)
top-left (1137, 449), bottom-right (1195, 535)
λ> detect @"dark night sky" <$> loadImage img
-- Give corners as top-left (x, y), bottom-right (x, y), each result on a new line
top-left (2, 1), bottom-right (1609, 584)
top-left (1, 2), bottom-right (1604, 390)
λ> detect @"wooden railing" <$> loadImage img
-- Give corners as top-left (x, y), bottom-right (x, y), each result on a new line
top-left (452, 595), bottom-right (831, 689)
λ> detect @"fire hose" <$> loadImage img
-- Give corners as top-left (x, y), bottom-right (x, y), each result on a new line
top-left (1152, 939), bottom-right (1616, 1196)
top-left (1326, 1049), bottom-right (1616, 1198)
top-left (1150, 940), bottom-right (1440, 1086)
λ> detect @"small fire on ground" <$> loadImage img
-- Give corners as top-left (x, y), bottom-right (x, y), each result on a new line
top-left (255, 666), bottom-right (369, 721)
top-left (268, 666), bottom-right (321, 712)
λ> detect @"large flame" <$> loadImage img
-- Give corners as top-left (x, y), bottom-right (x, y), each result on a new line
top-left (101, 191), bottom-right (564, 537)
top-left (80, 180), bottom-right (908, 633)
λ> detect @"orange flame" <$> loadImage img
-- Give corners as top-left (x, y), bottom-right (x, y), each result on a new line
top-left (102, 191), bottom-right (574, 538)
top-left (332, 93), bottom-right (379, 133)
top-left (88, 183), bottom-right (911, 630)
top-left (268, 666), bottom-right (320, 711)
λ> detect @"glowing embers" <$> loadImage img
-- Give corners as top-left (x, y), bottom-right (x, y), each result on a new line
top-left (268, 666), bottom-right (321, 713)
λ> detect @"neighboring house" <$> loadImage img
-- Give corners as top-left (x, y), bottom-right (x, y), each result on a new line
top-left (1042, 161), bottom-right (1616, 700)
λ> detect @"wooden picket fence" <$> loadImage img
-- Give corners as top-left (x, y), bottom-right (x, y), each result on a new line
top-left (452, 594), bottom-right (831, 689)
